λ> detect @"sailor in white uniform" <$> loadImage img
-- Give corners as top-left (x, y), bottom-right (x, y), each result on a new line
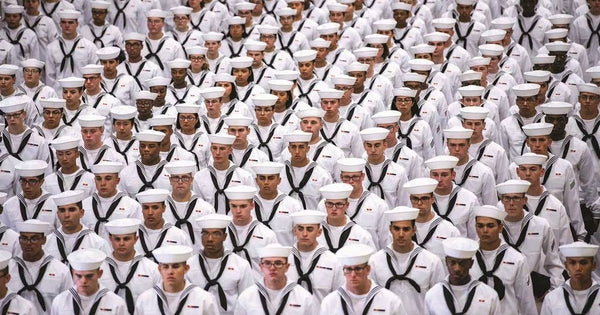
top-left (44, 136), bottom-right (95, 197)
top-left (77, 114), bottom-right (126, 172)
top-left (369, 207), bottom-right (445, 314)
top-left (165, 59), bottom-right (202, 106)
top-left (107, 106), bottom-right (139, 165)
top-left (0, 97), bottom-right (49, 163)
top-left (248, 94), bottom-right (288, 161)
top-left (19, 59), bottom-right (58, 111)
top-left (141, 9), bottom-right (186, 77)
top-left (149, 116), bottom-right (197, 165)
top-left (0, 250), bottom-right (36, 315)
top-left (292, 50), bottom-right (330, 108)
top-left (118, 32), bottom-right (162, 91)
top-left (97, 47), bottom-right (139, 108)
top-left (80, 1), bottom-right (123, 49)
top-left (223, 115), bottom-right (270, 175)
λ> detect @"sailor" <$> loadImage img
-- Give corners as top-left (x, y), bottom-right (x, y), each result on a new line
top-left (134, 245), bottom-right (219, 314)
top-left (332, 75), bottom-right (373, 129)
top-left (235, 243), bottom-right (319, 314)
top-left (196, 87), bottom-right (229, 135)
top-left (185, 46), bottom-right (216, 89)
top-left (134, 92), bottom-right (157, 132)
top-left (478, 43), bottom-right (524, 87)
top-left (1, 5), bottom-right (40, 65)
top-left (446, 85), bottom-right (500, 130)
top-left (118, 32), bottom-right (161, 91)
top-left (368, 206), bottom-right (445, 314)
top-left (310, 38), bottom-right (342, 85)
top-left (1, 160), bottom-right (58, 229)
top-left (0, 96), bottom-right (49, 162)
top-left (34, 98), bottom-right (77, 144)
top-left (572, 0), bottom-right (600, 65)
top-left (22, 0), bottom-right (59, 62)
top-left (44, 136), bottom-right (94, 197)
top-left (512, 0), bottom-right (552, 58)
top-left (345, 62), bottom-right (387, 116)
top-left (107, 106), bottom-right (139, 165)
top-left (424, 237), bottom-right (500, 314)
top-left (292, 49), bottom-right (330, 107)
top-left (489, 17), bottom-right (532, 76)
top-left (400, 73), bottom-right (446, 135)
top-left (245, 40), bottom-right (277, 90)
top-left (187, 214), bottom-right (254, 314)
top-left (134, 189), bottom-right (192, 262)
top-left (276, 8), bottom-right (310, 55)
top-left (320, 244), bottom-right (406, 314)
top-left (524, 69), bottom-right (573, 105)
top-left (57, 77), bottom-right (100, 132)
top-left (0, 250), bottom-right (35, 314)
top-left (248, 94), bottom-right (288, 161)
top-left (317, 88), bottom-right (364, 158)
top-left (383, 5), bottom-right (423, 52)
top-left (142, 9), bottom-right (186, 77)
top-left (97, 47), bottom-right (139, 108)
top-left (541, 242), bottom-right (600, 314)
top-left (431, 18), bottom-right (472, 72)
top-left (163, 160), bottom-right (215, 246)
top-left (166, 59), bottom-right (202, 106)
top-left (224, 114), bottom-right (269, 175)
top-left (470, 205), bottom-right (537, 314)
top-left (98, 218), bottom-right (161, 314)
top-left (80, 1), bottom-right (123, 49)
top-left (7, 219), bottom-right (72, 315)
top-left (203, 32), bottom-right (231, 74)
top-left (107, 0), bottom-right (145, 34)
top-left (267, 78), bottom-right (302, 130)
top-left (78, 114), bottom-right (126, 172)
top-left (257, 25), bottom-right (296, 71)
top-left (0, 193), bottom-right (20, 254)
top-left (167, 6), bottom-right (204, 52)
top-left (80, 64), bottom-right (120, 128)
top-left (18, 59), bottom-right (58, 110)
top-left (149, 115), bottom-right (197, 165)
top-left (497, 179), bottom-right (565, 300)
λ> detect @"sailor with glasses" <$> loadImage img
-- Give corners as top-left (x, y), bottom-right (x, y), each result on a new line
top-left (0, 96), bottom-right (49, 163)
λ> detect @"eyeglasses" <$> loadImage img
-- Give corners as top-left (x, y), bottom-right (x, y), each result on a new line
top-left (343, 265), bottom-right (368, 274)
top-left (395, 97), bottom-right (413, 103)
top-left (325, 201), bottom-right (347, 209)
top-left (501, 195), bottom-right (524, 203)
top-left (173, 16), bottom-right (189, 20)
top-left (91, 10), bottom-right (107, 15)
top-left (19, 178), bottom-right (41, 186)
top-left (19, 236), bottom-right (43, 243)
top-left (341, 175), bottom-right (362, 182)
top-left (179, 115), bottom-right (197, 121)
top-left (410, 196), bottom-right (432, 203)
top-left (23, 68), bottom-right (40, 74)
top-left (260, 261), bottom-right (286, 268)
top-left (4, 111), bottom-right (23, 119)
top-left (189, 56), bottom-right (205, 61)
top-left (170, 176), bottom-right (192, 183)
top-left (83, 76), bottom-right (100, 81)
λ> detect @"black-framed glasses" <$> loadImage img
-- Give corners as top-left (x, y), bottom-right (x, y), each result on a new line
top-left (19, 236), bottom-right (43, 243)
top-left (260, 261), bottom-right (286, 268)
top-left (170, 176), bottom-right (192, 183)
top-left (501, 195), bottom-right (524, 203)
top-left (19, 178), bottom-right (41, 186)
top-left (341, 175), bottom-right (361, 182)
top-left (343, 264), bottom-right (368, 274)
top-left (4, 111), bottom-right (23, 119)
top-left (325, 201), bottom-right (347, 209)
top-left (410, 196), bottom-right (432, 204)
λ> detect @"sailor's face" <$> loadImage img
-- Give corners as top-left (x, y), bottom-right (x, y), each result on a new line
top-left (158, 262), bottom-right (189, 286)
top-left (109, 233), bottom-right (137, 257)
top-left (565, 257), bottom-right (596, 281)
top-left (210, 143), bottom-right (232, 163)
top-left (389, 221), bottom-right (415, 248)
top-left (445, 257), bottom-right (473, 283)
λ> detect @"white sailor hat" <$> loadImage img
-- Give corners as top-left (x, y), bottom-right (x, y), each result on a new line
top-left (458, 85), bottom-right (484, 97)
top-left (0, 64), bottom-right (19, 76)
top-left (104, 218), bottom-right (141, 235)
top-left (284, 130), bottom-right (312, 143)
top-left (90, 161), bottom-right (124, 174)
top-left (423, 32), bottom-right (451, 43)
top-left (145, 76), bottom-right (171, 87)
top-left (0, 251), bottom-right (11, 270)
top-left (257, 25), bottom-right (279, 35)
top-left (403, 177), bottom-right (438, 195)
top-left (170, 5), bottom-right (194, 14)
top-left (16, 160), bottom-right (47, 177)
top-left (235, 2), bottom-right (255, 12)
top-left (124, 32), bottom-right (146, 42)
top-left (90, 1), bottom-right (111, 9)
top-left (393, 87), bottom-right (417, 97)
top-left (228, 16), bottom-right (245, 25)
top-left (78, 114), bottom-right (106, 128)
top-left (310, 38), bottom-right (331, 48)
top-left (443, 237), bottom-right (478, 259)
top-left (402, 72), bottom-right (427, 83)
top-left (385, 206), bottom-right (419, 222)
top-left (223, 115), bottom-right (253, 127)
top-left (0, 97), bottom-right (26, 113)
top-left (360, 127), bottom-right (389, 142)
top-left (468, 57), bottom-right (491, 67)
top-left (58, 9), bottom-right (81, 20)
top-left (203, 32), bottom-right (224, 42)
top-left (40, 98), bottom-right (65, 109)
top-left (372, 110), bottom-right (401, 125)
top-left (353, 47), bottom-right (379, 58)
top-left (224, 185), bottom-right (257, 200)
top-left (110, 106), bottom-right (137, 120)
top-left (186, 46), bottom-right (207, 56)
top-left (522, 122), bottom-right (553, 137)
top-left (136, 91), bottom-right (158, 101)
top-left (547, 14), bottom-right (574, 25)
top-left (136, 129), bottom-right (166, 142)
top-left (244, 40), bottom-right (267, 52)
top-left (432, 17), bottom-right (456, 29)
top-left (252, 162), bottom-right (284, 175)
top-left (252, 94), bottom-right (278, 107)
top-left (460, 106), bottom-right (489, 120)
top-left (136, 189), bottom-right (170, 204)
top-left (20, 58), bottom-right (44, 69)
top-left (259, 243), bottom-right (292, 258)
top-left (149, 114), bottom-right (176, 127)
top-left (209, 133), bottom-right (235, 145)
top-left (559, 242), bottom-right (599, 258)
top-left (81, 64), bottom-right (104, 75)
top-left (153, 245), bottom-right (193, 264)
top-left (68, 249), bottom-right (106, 271)
top-left (474, 205), bottom-right (507, 220)
top-left (514, 153), bottom-right (547, 166)
top-left (273, 70), bottom-right (299, 81)
top-left (372, 19), bottom-right (396, 31)
top-left (545, 28), bottom-right (568, 40)
top-left (443, 126), bottom-right (474, 139)
top-left (58, 77), bottom-right (85, 88)
top-left (318, 88), bottom-right (344, 99)
top-left (540, 102), bottom-right (572, 115)
top-left (391, 2), bottom-right (412, 11)
top-left (546, 41), bottom-right (571, 52)
top-left (195, 214), bottom-right (232, 230)
top-left (338, 0), bottom-right (355, 3)
top-left (337, 157), bottom-right (366, 173)
top-left (317, 22), bottom-right (340, 35)
top-left (336, 244), bottom-right (375, 266)
top-left (320, 183), bottom-right (353, 199)
top-left (327, 3), bottom-right (348, 12)
top-left (578, 83), bottom-right (600, 95)
top-left (146, 9), bottom-right (167, 18)
top-left (424, 155), bottom-right (459, 170)
top-left (50, 135), bottom-right (80, 151)
top-left (587, 66), bottom-right (600, 79)
top-left (481, 29), bottom-right (506, 42)
top-left (214, 73), bottom-right (236, 83)
top-left (456, 0), bottom-right (476, 4)
top-left (52, 190), bottom-right (85, 207)
top-left (345, 62), bottom-right (369, 73)
top-left (332, 75), bottom-right (356, 86)
top-left (200, 87), bottom-right (226, 99)
top-left (296, 108), bottom-right (324, 119)
top-left (165, 161), bottom-right (196, 175)
top-left (408, 59), bottom-right (434, 71)
top-left (533, 54), bottom-right (555, 64)
top-left (4, 4), bottom-right (24, 14)
top-left (168, 58), bottom-right (191, 69)
top-left (230, 56), bottom-right (254, 68)
top-left (16, 219), bottom-right (50, 234)
top-left (411, 44), bottom-right (435, 55)
top-left (291, 210), bottom-right (326, 225)
top-left (512, 83), bottom-right (540, 97)
top-left (96, 46), bottom-right (120, 60)
top-left (364, 34), bottom-right (389, 45)
top-left (496, 179), bottom-right (530, 194)
top-left (524, 70), bottom-right (551, 83)
top-left (459, 70), bottom-right (482, 82)
top-left (479, 44), bottom-right (504, 56)
top-left (275, 7), bottom-right (296, 17)
top-left (293, 50), bottom-right (317, 62)
top-left (490, 17), bottom-right (516, 30)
